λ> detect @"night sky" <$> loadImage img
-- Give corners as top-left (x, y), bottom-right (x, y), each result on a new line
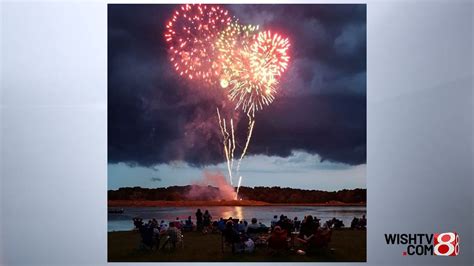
top-left (108, 4), bottom-right (366, 190)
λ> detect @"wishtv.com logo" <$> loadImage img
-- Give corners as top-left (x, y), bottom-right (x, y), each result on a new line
top-left (384, 232), bottom-right (459, 256)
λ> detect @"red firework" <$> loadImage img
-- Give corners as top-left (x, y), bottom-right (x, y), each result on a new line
top-left (164, 4), bottom-right (232, 85)
top-left (250, 30), bottom-right (290, 80)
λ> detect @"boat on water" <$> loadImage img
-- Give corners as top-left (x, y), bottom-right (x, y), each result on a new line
top-left (108, 208), bottom-right (124, 214)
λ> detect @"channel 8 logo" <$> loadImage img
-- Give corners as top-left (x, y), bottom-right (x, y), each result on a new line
top-left (433, 232), bottom-right (459, 256)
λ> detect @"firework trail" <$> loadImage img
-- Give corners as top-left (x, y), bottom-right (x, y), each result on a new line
top-left (236, 113), bottom-right (255, 173)
top-left (216, 107), bottom-right (234, 185)
top-left (236, 175), bottom-right (243, 198)
top-left (230, 118), bottom-right (236, 171)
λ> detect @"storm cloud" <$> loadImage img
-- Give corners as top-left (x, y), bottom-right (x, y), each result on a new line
top-left (108, 4), bottom-right (366, 167)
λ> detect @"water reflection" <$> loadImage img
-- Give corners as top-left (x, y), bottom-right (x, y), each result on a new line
top-left (221, 206), bottom-right (244, 220)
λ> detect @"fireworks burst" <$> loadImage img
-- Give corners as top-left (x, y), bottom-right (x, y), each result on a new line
top-left (251, 30), bottom-right (290, 81)
top-left (216, 22), bottom-right (259, 88)
top-left (218, 27), bottom-right (291, 115)
top-left (165, 4), bottom-right (232, 84)
top-left (164, 5), bottom-right (291, 200)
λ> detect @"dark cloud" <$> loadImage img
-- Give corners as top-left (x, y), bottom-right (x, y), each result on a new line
top-left (150, 177), bottom-right (162, 182)
top-left (108, 4), bottom-right (366, 167)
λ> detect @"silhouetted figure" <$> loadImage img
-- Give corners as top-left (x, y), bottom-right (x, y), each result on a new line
top-left (299, 215), bottom-right (316, 240)
top-left (351, 217), bottom-right (359, 229)
top-left (202, 210), bottom-right (212, 232)
top-left (133, 217), bottom-right (144, 229)
top-left (247, 218), bottom-right (260, 233)
top-left (183, 216), bottom-right (193, 231)
top-left (217, 218), bottom-right (226, 232)
top-left (223, 220), bottom-right (241, 253)
top-left (138, 223), bottom-right (154, 250)
top-left (196, 209), bottom-right (203, 231)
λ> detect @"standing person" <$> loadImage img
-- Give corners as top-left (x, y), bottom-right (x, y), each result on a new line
top-left (196, 209), bottom-right (203, 231)
top-left (203, 210), bottom-right (212, 233)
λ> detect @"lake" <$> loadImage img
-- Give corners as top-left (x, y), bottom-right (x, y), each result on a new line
top-left (108, 205), bottom-right (366, 232)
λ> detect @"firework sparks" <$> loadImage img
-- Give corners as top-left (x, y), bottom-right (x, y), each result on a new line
top-left (165, 4), bottom-right (232, 85)
top-left (217, 26), bottom-right (291, 115)
top-left (216, 22), bottom-right (259, 89)
top-left (251, 30), bottom-right (290, 80)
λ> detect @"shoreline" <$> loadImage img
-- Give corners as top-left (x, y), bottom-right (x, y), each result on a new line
top-left (108, 200), bottom-right (366, 207)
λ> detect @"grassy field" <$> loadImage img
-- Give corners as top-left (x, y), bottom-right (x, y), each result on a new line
top-left (108, 229), bottom-right (366, 262)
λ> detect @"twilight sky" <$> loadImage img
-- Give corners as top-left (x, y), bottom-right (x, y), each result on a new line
top-left (108, 4), bottom-right (366, 191)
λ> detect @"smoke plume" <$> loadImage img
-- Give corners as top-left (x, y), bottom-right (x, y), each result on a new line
top-left (186, 171), bottom-right (236, 200)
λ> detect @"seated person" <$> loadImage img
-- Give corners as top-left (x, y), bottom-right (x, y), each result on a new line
top-left (351, 217), bottom-right (359, 229)
top-left (163, 222), bottom-right (182, 249)
top-left (247, 218), bottom-right (260, 234)
top-left (280, 217), bottom-right (293, 233)
top-left (223, 220), bottom-right (242, 252)
top-left (333, 219), bottom-right (344, 229)
top-left (183, 216), bottom-right (193, 231)
top-left (258, 222), bottom-right (269, 233)
top-left (223, 220), bottom-right (240, 242)
top-left (242, 235), bottom-right (255, 253)
top-left (237, 221), bottom-right (246, 233)
top-left (297, 215), bottom-right (316, 243)
top-left (139, 224), bottom-right (154, 249)
top-left (247, 218), bottom-right (261, 236)
top-left (267, 226), bottom-right (288, 251)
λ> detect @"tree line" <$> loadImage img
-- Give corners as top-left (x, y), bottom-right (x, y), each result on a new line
top-left (108, 186), bottom-right (366, 203)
